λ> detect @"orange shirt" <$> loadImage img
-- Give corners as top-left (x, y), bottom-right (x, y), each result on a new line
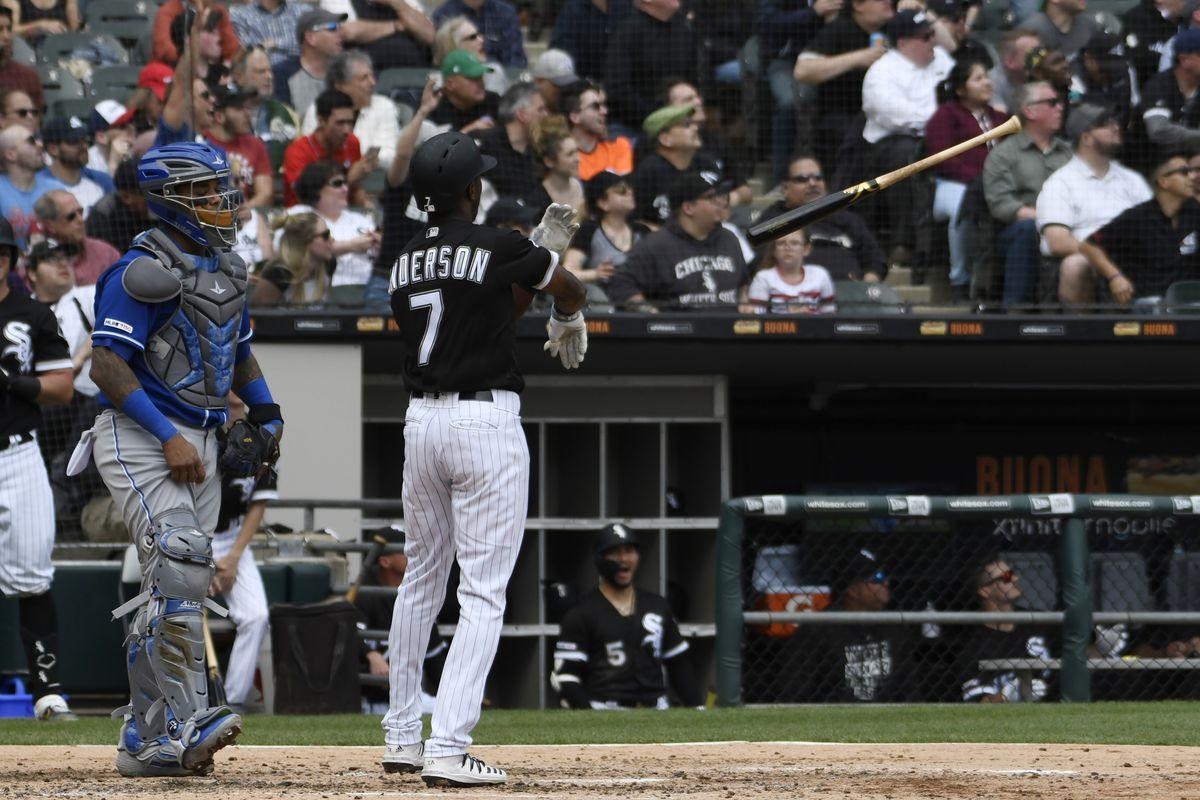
top-left (577, 137), bottom-right (634, 182)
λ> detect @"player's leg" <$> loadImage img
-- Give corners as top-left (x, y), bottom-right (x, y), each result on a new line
top-left (0, 439), bottom-right (75, 720)
top-left (93, 413), bottom-right (239, 776)
top-left (217, 540), bottom-right (269, 706)
top-left (382, 400), bottom-right (454, 765)
top-left (422, 393), bottom-right (528, 786)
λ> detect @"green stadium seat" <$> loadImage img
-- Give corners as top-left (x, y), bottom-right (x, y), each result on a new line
top-left (11, 36), bottom-right (35, 67)
top-left (833, 280), bottom-right (906, 315)
top-left (1164, 280), bottom-right (1200, 314)
top-left (86, 0), bottom-right (156, 47)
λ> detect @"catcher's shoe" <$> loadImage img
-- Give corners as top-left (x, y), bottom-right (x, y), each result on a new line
top-left (33, 694), bottom-right (78, 721)
top-left (179, 706), bottom-right (242, 772)
top-left (116, 718), bottom-right (204, 778)
top-left (422, 754), bottom-right (507, 787)
top-left (382, 742), bottom-right (424, 774)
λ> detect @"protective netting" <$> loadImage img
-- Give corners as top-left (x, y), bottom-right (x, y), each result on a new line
top-left (739, 513), bottom-right (1200, 703)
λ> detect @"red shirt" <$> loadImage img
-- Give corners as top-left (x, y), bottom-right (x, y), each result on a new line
top-left (924, 101), bottom-right (1009, 184)
top-left (204, 130), bottom-right (271, 198)
top-left (72, 237), bottom-right (122, 287)
top-left (282, 133), bottom-right (362, 206)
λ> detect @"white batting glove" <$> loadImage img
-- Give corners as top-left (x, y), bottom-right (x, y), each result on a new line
top-left (531, 203), bottom-right (579, 254)
top-left (544, 307), bottom-right (587, 369)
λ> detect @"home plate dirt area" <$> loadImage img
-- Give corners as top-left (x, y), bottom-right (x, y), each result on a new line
top-left (2, 742), bottom-right (1198, 799)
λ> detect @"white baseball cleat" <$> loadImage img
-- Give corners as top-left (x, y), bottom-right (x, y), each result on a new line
top-left (422, 753), bottom-right (507, 787)
top-left (33, 694), bottom-right (78, 722)
top-left (382, 742), bottom-right (424, 774)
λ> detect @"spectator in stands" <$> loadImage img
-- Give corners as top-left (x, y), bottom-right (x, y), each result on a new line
top-left (40, 116), bottom-right (114, 217)
top-left (3, 0), bottom-right (76, 40)
top-left (957, 555), bottom-right (1055, 703)
top-left (167, 7), bottom-right (228, 86)
top-left (432, 0), bottom-right (527, 67)
top-left (793, 0), bottom-right (893, 169)
top-left (289, 160), bottom-right (381, 292)
top-left (0, 126), bottom-right (64, 249)
top-left (0, 88), bottom-right (38, 133)
top-left (26, 237), bottom-right (93, 396)
top-left (755, 0), bottom-right (841, 183)
top-left (205, 85), bottom-right (273, 210)
top-left (87, 101), bottom-right (136, 178)
top-left (861, 10), bottom-right (953, 261)
top-left (982, 81), bottom-right (1072, 306)
top-left (564, 169), bottom-right (645, 303)
top-left (484, 195), bottom-right (539, 235)
top-left (0, 8), bottom-right (43, 110)
top-left (152, 0), bottom-right (239, 67)
top-left (756, 153), bottom-right (886, 282)
top-left (1069, 31), bottom-right (1135, 126)
top-left (1080, 151), bottom-right (1200, 305)
top-left (287, 9), bottom-right (346, 118)
top-left (300, 50), bottom-right (401, 170)
top-left (608, 171), bottom-right (749, 311)
top-left (251, 211), bottom-right (335, 306)
top-left (632, 105), bottom-right (730, 227)
top-left (229, 0), bottom-right (307, 68)
top-left (33, 189), bottom-right (120, 286)
top-left (154, 27), bottom-right (218, 147)
top-left (283, 89), bottom-right (373, 206)
top-left (333, 0), bottom-right (434, 73)
top-left (552, 0), bottom-right (632, 84)
top-left (925, 58), bottom-right (1008, 300)
top-left (748, 227), bottom-right (836, 314)
top-left (604, 0), bottom-right (698, 132)
top-left (477, 81), bottom-right (547, 204)
top-left (354, 526), bottom-right (447, 716)
top-left (232, 202), bottom-right (274, 269)
top-left (1122, 0), bottom-right (1192, 88)
top-left (989, 30), bottom-right (1042, 113)
top-left (1138, 29), bottom-right (1200, 156)
top-left (532, 114), bottom-right (584, 212)
top-left (1025, 45), bottom-right (1072, 108)
top-left (430, 49), bottom-right (501, 133)
top-left (531, 48), bottom-right (579, 113)
top-left (232, 45), bottom-right (299, 172)
top-left (85, 158), bottom-right (149, 255)
top-left (1037, 103), bottom-right (1152, 305)
top-left (125, 64), bottom-right (171, 137)
top-left (434, 15), bottom-right (509, 95)
top-left (660, 78), bottom-right (752, 210)
top-left (563, 79), bottom-right (633, 181)
top-left (1018, 0), bottom-right (1098, 60)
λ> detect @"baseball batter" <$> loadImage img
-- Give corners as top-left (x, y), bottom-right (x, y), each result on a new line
top-left (0, 216), bottom-right (77, 721)
top-left (78, 142), bottom-right (283, 777)
top-left (381, 131), bottom-right (587, 787)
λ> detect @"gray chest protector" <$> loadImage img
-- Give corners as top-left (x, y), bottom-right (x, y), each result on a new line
top-left (121, 229), bottom-right (248, 411)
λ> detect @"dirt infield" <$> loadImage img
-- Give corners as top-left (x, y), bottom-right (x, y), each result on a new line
top-left (2, 742), bottom-right (1198, 799)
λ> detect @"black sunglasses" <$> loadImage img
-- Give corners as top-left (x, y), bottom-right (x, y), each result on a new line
top-left (327, 177), bottom-right (347, 188)
top-left (11, 108), bottom-right (38, 118)
top-left (63, 209), bottom-right (82, 222)
top-left (315, 229), bottom-right (332, 240)
top-left (982, 569), bottom-right (1016, 587)
top-left (788, 173), bottom-right (824, 184)
top-left (1027, 97), bottom-right (1063, 108)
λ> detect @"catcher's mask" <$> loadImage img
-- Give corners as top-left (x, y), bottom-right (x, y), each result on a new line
top-left (138, 141), bottom-right (240, 249)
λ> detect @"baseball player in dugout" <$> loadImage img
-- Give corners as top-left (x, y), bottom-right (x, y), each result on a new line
top-left (71, 141), bottom-right (283, 777)
top-left (551, 524), bottom-right (703, 711)
top-left (0, 216), bottom-right (77, 721)
top-left (381, 130), bottom-right (587, 788)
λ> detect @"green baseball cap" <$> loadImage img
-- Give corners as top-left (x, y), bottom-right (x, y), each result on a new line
top-left (643, 104), bottom-right (695, 139)
top-left (441, 49), bottom-right (494, 79)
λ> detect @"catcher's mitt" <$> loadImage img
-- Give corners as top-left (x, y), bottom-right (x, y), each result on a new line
top-left (218, 420), bottom-right (280, 479)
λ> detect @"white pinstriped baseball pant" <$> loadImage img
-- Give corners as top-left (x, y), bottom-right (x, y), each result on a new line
top-left (382, 390), bottom-right (528, 757)
top-left (0, 437), bottom-right (56, 597)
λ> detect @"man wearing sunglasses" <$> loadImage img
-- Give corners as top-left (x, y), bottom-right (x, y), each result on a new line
top-left (957, 555), bottom-right (1055, 703)
top-left (287, 9), bottom-right (347, 120)
top-left (0, 125), bottom-right (66, 251)
top-left (33, 190), bottom-right (121, 287)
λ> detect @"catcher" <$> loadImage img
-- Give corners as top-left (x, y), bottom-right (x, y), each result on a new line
top-left (73, 141), bottom-right (283, 777)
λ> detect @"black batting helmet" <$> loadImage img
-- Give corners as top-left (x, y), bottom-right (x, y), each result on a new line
top-left (410, 131), bottom-right (496, 215)
top-left (594, 523), bottom-right (639, 580)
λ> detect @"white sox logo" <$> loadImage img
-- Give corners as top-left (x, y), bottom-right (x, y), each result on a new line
top-left (2, 321), bottom-right (33, 374)
top-left (641, 612), bottom-right (664, 658)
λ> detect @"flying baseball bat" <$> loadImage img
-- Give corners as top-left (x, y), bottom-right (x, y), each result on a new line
top-left (346, 535), bottom-right (389, 604)
top-left (748, 115), bottom-right (1023, 246)
top-left (202, 613), bottom-right (228, 707)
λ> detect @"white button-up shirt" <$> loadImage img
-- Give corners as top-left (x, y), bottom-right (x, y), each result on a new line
top-left (862, 47), bottom-right (954, 144)
top-left (1035, 155), bottom-right (1152, 254)
top-left (46, 284), bottom-right (97, 397)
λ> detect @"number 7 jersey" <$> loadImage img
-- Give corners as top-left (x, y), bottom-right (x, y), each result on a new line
top-left (388, 218), bottom-right (557, 394)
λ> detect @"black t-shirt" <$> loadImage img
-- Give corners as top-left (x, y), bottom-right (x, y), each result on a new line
top-left (0, 289), bottom-right (70, 436)
top-left (804, 15), bottom-right (872, 117)
top-left (756, 200), bottom-right (887, 281)
top-left (553, 587), bottom-right (688, 707)
top-left (632, 152), bottom-right (724, 225)
top-left (793, 623), bottom-right (918, 702)
top-left (1138, 68), bottom-right (1200, 132)
top-left (1121, 1), bottom-right (1182, 88)
top-left (348, 0), bottom-right (429, 69)
top-left (477, 126), bottom-right (543, 205)
top-left (216, 466), bottom-right (279, 535)
top-left (1087, 197), bottom-right (1200, 298)
top-left (429, 93), bottom-right (501, 133)
top-left (389, 217), bottom-right (554, 394)
top-left (954, 624), bottom-right (1058, 702)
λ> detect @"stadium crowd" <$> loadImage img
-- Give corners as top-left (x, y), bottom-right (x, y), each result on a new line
top-left (2, 0), bottom-right (1199, 314)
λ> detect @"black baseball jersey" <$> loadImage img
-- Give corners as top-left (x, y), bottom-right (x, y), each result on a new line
top-left (0, 289), bottom-right (72, 436)
top-left (215, 467), bottom-right (279, 535)
top-left (389, 218), bottom-right (555, 394)
top-left (955, 624), bottom-right (1058, 702)
top-left (553, 587), bottom-right (689, 708)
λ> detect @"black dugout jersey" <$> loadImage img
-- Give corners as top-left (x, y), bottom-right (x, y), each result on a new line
top-left (553, 587), bottom-right (688, 707)
top-left (215, 467), bottom-right (279, 535)
top-left (389, 218), bottom-right (555, 394)
top-left (0, 289), bottom-right (71, 436)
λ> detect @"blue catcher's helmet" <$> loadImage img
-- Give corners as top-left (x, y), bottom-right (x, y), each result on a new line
top-left (138, 142), bottom-right (239, 249)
